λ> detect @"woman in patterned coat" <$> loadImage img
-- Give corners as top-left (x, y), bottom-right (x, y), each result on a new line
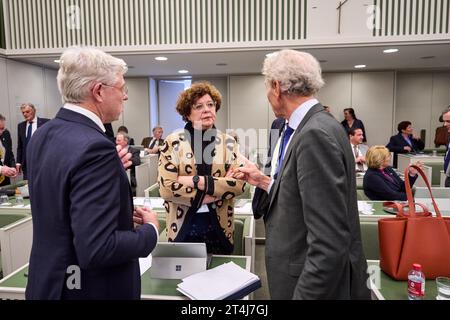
top-left (158, 82), bottom-right (246, 254)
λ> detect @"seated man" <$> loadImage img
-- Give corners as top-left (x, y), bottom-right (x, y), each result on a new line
top-left (117, 125), bottom-right (135, 145)
top-left (142, 126), bottom-right (164, 154)
top-left (349, 128), bottom-right (368, 172)
top-left (386, 121), bottom-right (424, 168)
top-left (116, 132), bottom-right (140, 194)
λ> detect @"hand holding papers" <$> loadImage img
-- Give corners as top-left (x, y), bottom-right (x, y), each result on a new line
top-left (177, 261), bottom-right (261, 300)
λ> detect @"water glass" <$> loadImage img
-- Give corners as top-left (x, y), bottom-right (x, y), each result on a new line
top-left (143, 197), bottom-right (152, 209)
top-left (436, 277), bottom-right (450, 300)
top-left (0, 194), bottom-right (8, 204)
top-left (15, 195), bottom-right (24, 206)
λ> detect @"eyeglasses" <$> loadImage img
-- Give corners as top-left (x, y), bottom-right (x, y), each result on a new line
top-left (192, 101), bottom-right (216, 111)
top-left (101, 83), bottom-right (128, 95)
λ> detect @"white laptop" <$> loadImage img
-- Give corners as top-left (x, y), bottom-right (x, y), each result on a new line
top-left (150, 242), bottom-right (208, 279)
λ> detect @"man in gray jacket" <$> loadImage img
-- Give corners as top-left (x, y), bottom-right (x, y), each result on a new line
top-left (234, 50), bottom-right (370, 300)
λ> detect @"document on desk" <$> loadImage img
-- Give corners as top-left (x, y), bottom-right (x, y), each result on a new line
top-left (234, 202), bottom-right (252, 215)
top-left (139, 253), bottom-right (152, 276)
top-left (177, 261), bottom-right (261, 300)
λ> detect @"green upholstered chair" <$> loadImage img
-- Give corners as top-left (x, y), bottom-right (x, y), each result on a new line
top-left (357, 189), bottom-right (370, 201)
top-left (145, 183), bottom-right (160, 197)
top-left (158, 216), bottom-right (250, 256)
top-left (421, 162), bottom-right (444, 186)
top-left (360, 221), bottom-right (379, 260)
top-left (236, 184), bottom-right (251, 200)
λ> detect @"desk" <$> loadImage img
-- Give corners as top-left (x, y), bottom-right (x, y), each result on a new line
top-left (358, 200), bottom-right (450, 222)
top-left (397, 154), bottom-right (444, 172)
top-left (368, 260), bottom-right (438, 300)
top-left (0, 255), bottom-right (250, 300)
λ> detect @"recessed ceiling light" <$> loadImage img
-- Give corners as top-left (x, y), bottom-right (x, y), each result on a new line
top-left (54, 59), bottom-right (60, 63)
top-left (127, 65), bottom-right (135, 69)
top-left (354, 64), bottom-right (366, 69)
top-left (216, 63), bottom-right (228, 66)
top-left (155, 56), bottom-right (168, 61)
top-left (383, 48), bottom-right (399, 53)
top-left (420, 56), bottom-right (435, 59)
top-left (178, 69), bottom-right (189, 74)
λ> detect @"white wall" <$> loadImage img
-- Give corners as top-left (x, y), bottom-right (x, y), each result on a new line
top-left (3, 59), bottom-right (60, 154)
top-left (396, 72), bottom-right (450, 148)
top-left (113, 77), bottom-right (151, 146)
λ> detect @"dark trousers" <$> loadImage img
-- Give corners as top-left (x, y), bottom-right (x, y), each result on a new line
top-left (446, 176), bottom-right (450, 188)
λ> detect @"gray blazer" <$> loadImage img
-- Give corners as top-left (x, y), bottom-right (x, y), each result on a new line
top-left (265, 103), bottom-right (370, 300)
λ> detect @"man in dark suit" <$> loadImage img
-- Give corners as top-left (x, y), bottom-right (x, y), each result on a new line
top-left (16, 103), bottom-right (50, 179)
top-left (234, 50), bottom-right (370, 300)
top-left (142, 126), bottom-right (164, 154)
top-left (442, 107), bottom-right (450, 187)
top-left (0, 114), bottom-right (18, 186)
top-left (386, 121), bottom-right (425, 168)
top-left (26, 46), bottom-right (159, 300)
top-left (252, 117), bottom-right (284, 219)
top-left (116, 132), bottom-right (141, 195)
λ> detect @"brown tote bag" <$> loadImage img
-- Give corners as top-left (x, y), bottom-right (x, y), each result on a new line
top-left (379, 164), bottom-right (450, 280)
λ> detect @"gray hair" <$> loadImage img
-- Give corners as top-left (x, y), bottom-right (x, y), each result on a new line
top-left (116, 132), bottom-right (130, 143)
top-left (57, 46), bottom-right (128, 104)
top-left (20, 103), bottom-right (36, 111)
top-left (152, 126), bottom-right (163, 133)
top-left (262, 49), bottom-right (324, 96)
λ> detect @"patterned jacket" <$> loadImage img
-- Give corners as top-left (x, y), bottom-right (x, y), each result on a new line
top-left (158, 129), bottom-right (246, 243)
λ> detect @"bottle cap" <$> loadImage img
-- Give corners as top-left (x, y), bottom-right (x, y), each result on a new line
top-left (413, 263), bottom-right (422, 271)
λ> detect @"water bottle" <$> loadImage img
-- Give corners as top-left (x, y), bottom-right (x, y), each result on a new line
top-left (408, 263), bottom-right (425, 300)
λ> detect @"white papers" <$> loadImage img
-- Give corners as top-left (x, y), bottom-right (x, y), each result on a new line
top-left (358, 201), bottom-right (374, 215)
top-left (177, 261), bottom-right (259, 300)
top-left (234, 203), bottom-right (252, 215)
top-left (133, 197), bottom-right (165, 208)
top-left (139, 253), bottom-right (152, 276)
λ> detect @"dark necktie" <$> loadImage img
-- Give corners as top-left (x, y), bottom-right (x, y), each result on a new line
top-left (149, 139), bottom-right (157, 149)
top-left (274, 125), bottom-right (294, 178)
top-left (25, 121), bottom-right (33, 145)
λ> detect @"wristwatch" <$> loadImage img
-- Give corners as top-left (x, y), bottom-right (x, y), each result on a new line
top-left (192, 175), bottom-right (200, 189)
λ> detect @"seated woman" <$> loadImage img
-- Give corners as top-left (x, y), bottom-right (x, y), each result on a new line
top-left (363, 146), bottom-right (422, 201)
top-left (158, 81), bottom-right (246, 254)
top-left (386, 121), bottom-right (424, 168)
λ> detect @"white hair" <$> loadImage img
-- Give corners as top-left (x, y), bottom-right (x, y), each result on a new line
top-left (57, 46), bottom-right (128, 104)
top-left (262, 49), bottom-right (324, 96)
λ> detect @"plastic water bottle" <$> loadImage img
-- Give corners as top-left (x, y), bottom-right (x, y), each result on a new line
top-left (408, 263), bottom-right (425, 300)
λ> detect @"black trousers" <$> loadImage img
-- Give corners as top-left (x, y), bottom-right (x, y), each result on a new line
top-left (446, 176), bottom-right (450, 188)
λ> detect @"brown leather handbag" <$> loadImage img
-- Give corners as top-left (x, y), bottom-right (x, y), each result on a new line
top-left (379, 165), bottom-right (450, 280)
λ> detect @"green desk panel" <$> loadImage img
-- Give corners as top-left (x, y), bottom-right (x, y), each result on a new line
top-left (368, 261), bottom-right (438, 300)
top-left (0, 256), bottom-right (249, 300)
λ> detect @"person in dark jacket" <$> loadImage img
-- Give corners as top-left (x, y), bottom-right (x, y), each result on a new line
top-left (386, 121), bottom-right (425, 168)
top-left (341, 107), bottom-right (367, 143)
top-left (0, 114), bottom-right (18, 186)
top-left (363, 145), bottom-right (422, 201)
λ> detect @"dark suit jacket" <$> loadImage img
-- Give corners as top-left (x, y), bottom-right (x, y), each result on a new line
top-left (386, 133), bottom-right (425, 168)
top-left (363, 167), bottom-right (417, 201)
top-left (26, 108), bottom-right (157, 300)
top-left (0, 129), bottom-right (16, 186)
top-left (265, 103), bottom-right (370, 300)
top-left (252, 118), bottom-right (284, 220)
top-left (128, 146), bottom-right (141, 188)
top-left (17, 117), bottom-right (50, 178)
top-left (141, 136), bottom-right (163, 149)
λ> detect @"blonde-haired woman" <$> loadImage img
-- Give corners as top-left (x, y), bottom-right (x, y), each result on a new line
top-left (363, 146), bottom-right (422, 200)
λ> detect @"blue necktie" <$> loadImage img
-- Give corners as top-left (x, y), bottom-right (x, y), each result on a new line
top-left (25, 122), bottom-right (33, 145)
top-left (445, 143), bottom-right (450, 173)
top-left (274, 125), bottom-right (294, 178)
